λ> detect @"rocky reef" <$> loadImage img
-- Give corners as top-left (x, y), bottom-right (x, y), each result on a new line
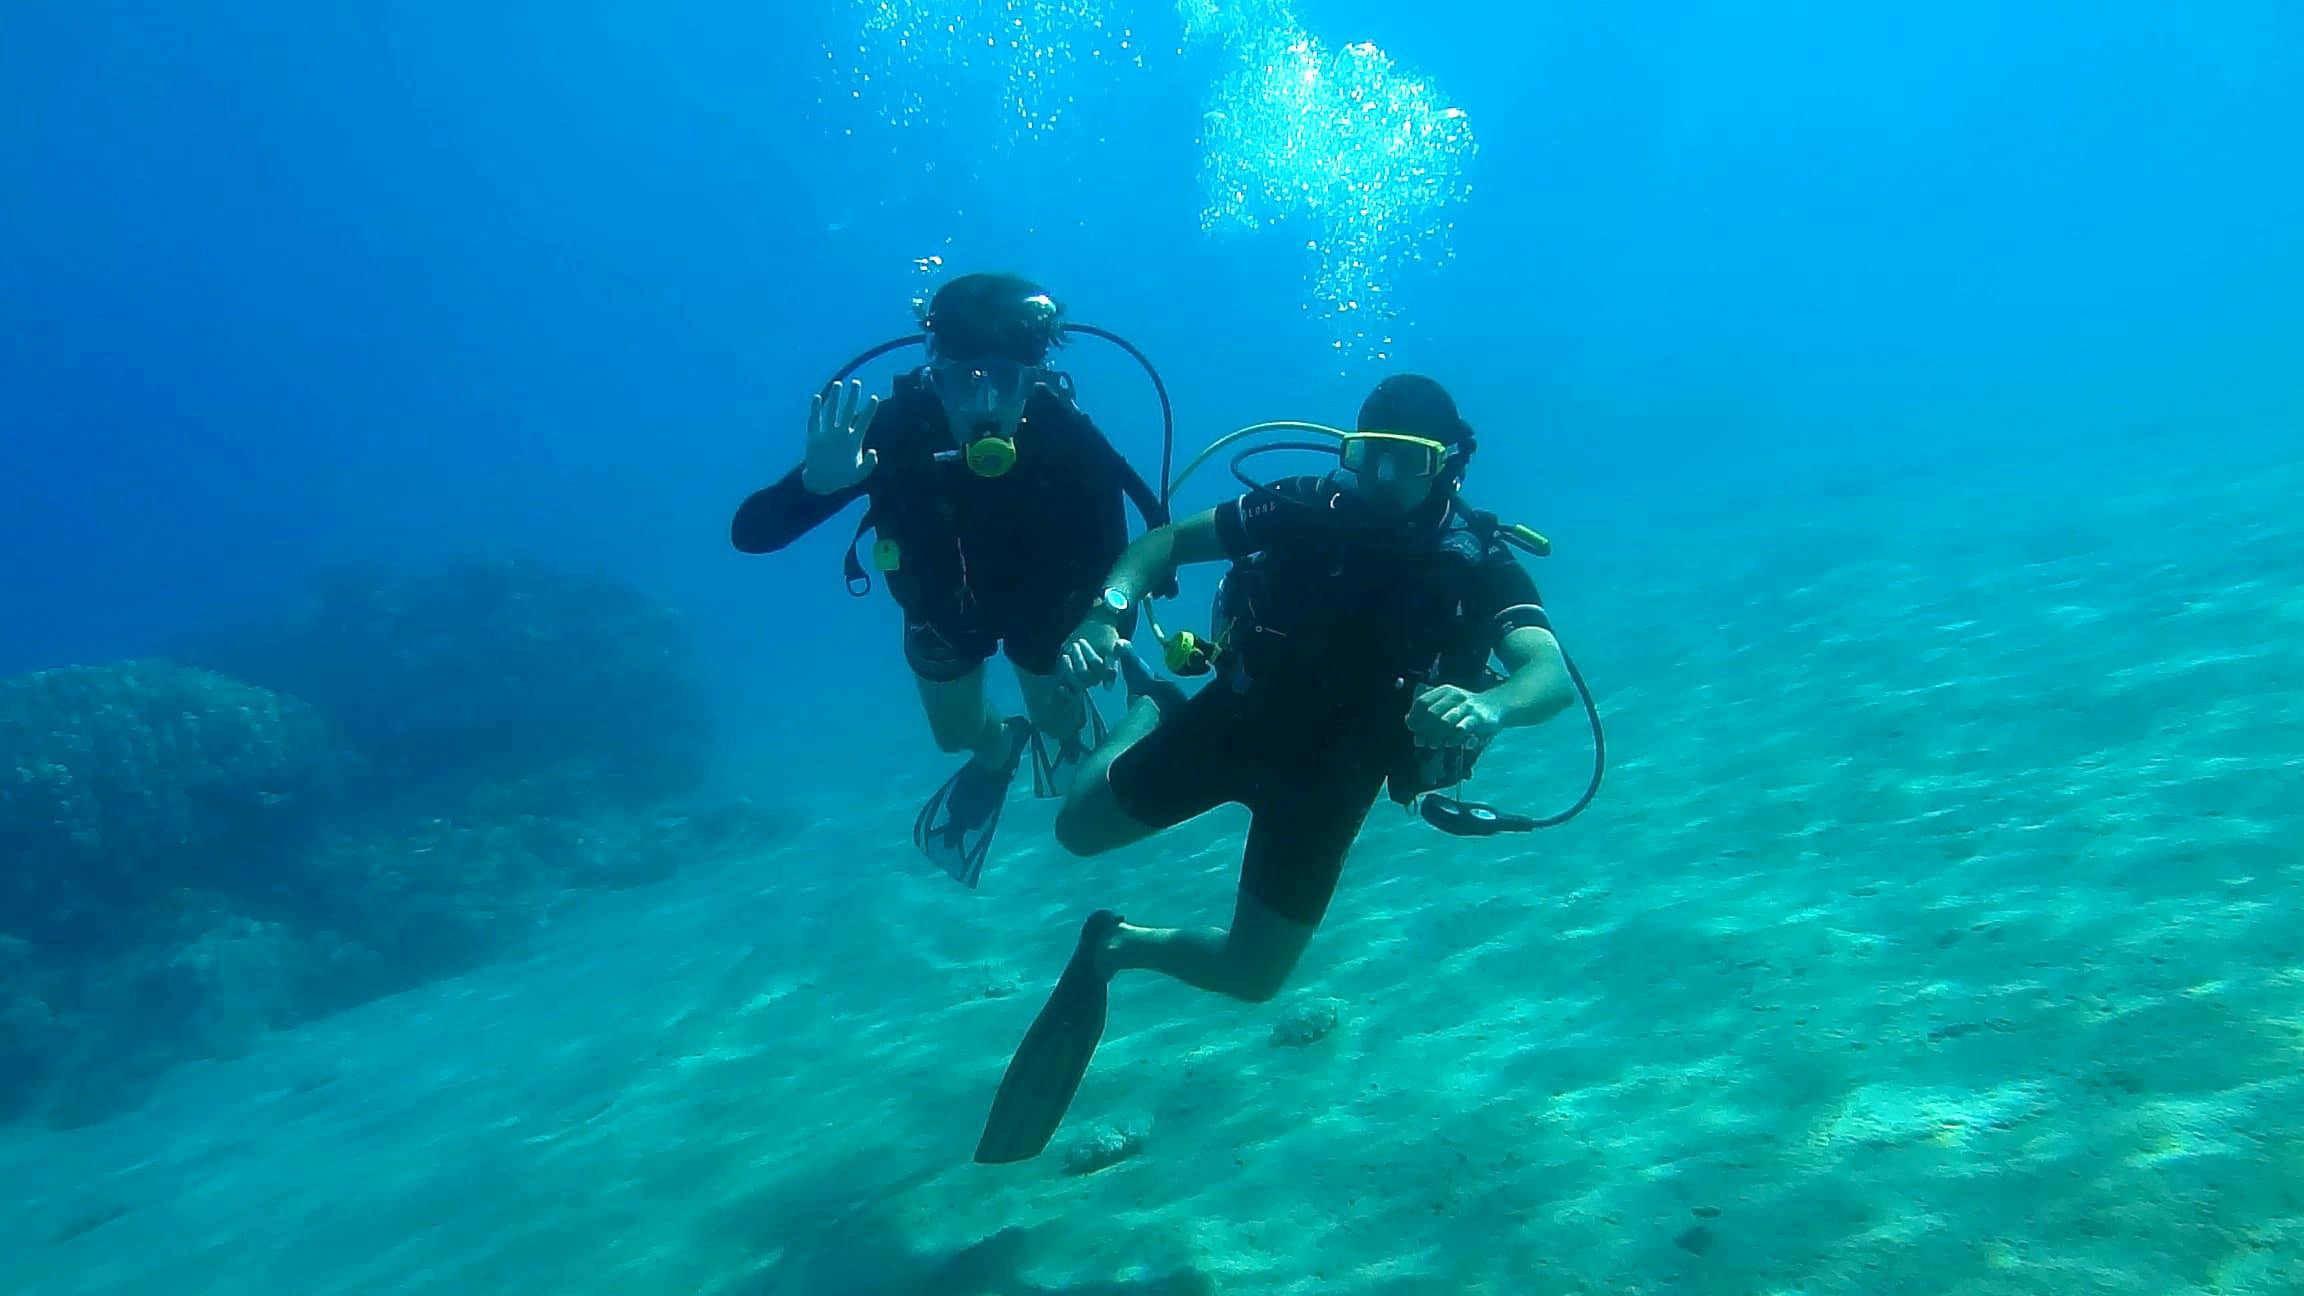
top-left (176, 556), bottom-right (713, 814)
top-left (0, 661), bottom-right (340, 959)
top-left (0, 560), bottom-right (770, 1127)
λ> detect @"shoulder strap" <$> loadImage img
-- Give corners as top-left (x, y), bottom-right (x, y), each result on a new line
top-left (1079, 416), bottom-right (1177, 596)
top-left (836, 375), bottom-right (935, 596)
top-left (841, 504), bottom-right (880, 597)
top-left (1053, 394), bottom-right (1168, 531)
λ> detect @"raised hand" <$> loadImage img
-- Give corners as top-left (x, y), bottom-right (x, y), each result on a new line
top-left (802, 380), bottom-right (881, 495)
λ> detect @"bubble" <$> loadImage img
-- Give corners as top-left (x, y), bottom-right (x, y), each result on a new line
top-left (1189, 6), bottom-right (1476, 357)
top-left (826, 0), bottom-right (1147, 147)
top-left (827, 1), bottom-right (1477, 364)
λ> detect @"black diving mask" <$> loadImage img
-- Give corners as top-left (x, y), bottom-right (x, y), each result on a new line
top-left (924, 356), bottom-right (1054, 478)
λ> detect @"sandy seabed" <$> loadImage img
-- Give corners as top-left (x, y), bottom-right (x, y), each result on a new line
top-left (6, 447), bottom-right (2301, 1296)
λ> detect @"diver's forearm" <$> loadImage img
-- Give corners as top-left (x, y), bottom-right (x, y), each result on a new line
top-left (1485, 657), bottom-right (1574, 730)
top-left (1099, 528), bottom-right (1178, 609)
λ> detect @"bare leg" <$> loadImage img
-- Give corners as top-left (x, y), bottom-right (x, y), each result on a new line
top-left (914, 665), bottom-right (1009, 766)
top-left (1013, 664), bottom-right (1086, 745)
top-left (1080, 741), bottom-right (1367, 1002)
top-left (1052, 695), bottom-right (1169, 854)
top-left (1097, 886), bottom-right (1314, 1003)
top-left (1055, 651), bottom-right (1341, 1002)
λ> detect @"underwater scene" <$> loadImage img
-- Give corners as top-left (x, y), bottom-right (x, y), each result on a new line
top-left (2, 2), bottom-right (2300, 1293)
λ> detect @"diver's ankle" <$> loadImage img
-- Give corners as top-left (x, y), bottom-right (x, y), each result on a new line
top-left (968, 716), bottom-right (1015, 766)
top-left (1092, 921), bottom-right (1144, 979)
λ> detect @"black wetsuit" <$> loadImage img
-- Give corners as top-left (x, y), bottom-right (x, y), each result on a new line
top-left (1107, 475), bottom-right (1547, 926)
top-left (732, 372), bottom-right (1141, 681)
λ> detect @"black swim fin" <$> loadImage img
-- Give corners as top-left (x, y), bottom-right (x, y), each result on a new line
top-left (1028, 700), bottom-right (1109, 799)
top-left (913, 717), bottom-right (1030, 889)
top-left (974, 909), bottom-right (1123, 1164)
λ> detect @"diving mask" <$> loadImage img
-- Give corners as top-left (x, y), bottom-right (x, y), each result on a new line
top-left (924, 355), bottom-right (1047, 417)
top-left (1339, 431), bottom-right (1449, 484)
top-left (924, 356), bottom-right (1052, 478)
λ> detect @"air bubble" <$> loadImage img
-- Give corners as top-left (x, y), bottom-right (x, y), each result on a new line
top-left (828, 0), bottom-right (1471, 363)
top-left (1187, 3), bottom-right (1472, 356)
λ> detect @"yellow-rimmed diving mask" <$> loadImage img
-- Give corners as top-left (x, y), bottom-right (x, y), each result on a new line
top-left (1338, 431), bottom-right (1450, 484)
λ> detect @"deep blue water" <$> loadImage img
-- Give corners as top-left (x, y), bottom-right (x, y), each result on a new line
top-left (7, 2), bottom-right (2295, 753)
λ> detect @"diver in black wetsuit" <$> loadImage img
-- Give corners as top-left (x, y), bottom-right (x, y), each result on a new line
top-left (974, 375), bottom-right (1582, 1163)
top-left (729, 273), bottom-right (1164, 886)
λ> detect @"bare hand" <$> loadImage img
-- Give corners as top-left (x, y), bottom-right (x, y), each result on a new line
top-left (1057, 620), bottom-right (1125, 694)
top-left (802, 380), bottom-right (880, 495)
top-left (1407, 685), bottom-right (1502, 750)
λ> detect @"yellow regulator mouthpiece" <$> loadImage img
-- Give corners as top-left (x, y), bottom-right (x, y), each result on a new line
top-left (965, 436), bottom-right (1019, 478)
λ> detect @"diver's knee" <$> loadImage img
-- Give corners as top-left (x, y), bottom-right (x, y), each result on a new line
top-left (1053, 794), bottom-right (1109, 857)
top-left (1231, 966), bottom-right (1292, 1004)
top-left (1052, 801), bottom-right (1092, 855)
top-left (1221, 913), bottom-right (1305, 1004)
top-left (1057, 766), bottom-right (1144, 856)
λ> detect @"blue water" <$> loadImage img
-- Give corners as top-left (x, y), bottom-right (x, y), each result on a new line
top-left (3, 3), bottom-right (2301, 1292)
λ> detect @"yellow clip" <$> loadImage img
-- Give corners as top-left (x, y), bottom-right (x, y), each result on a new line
top-left (1164, 630), bottom-right (1216, 677)
top-left (872, 538), bottom-right (902, 572)
top-left (1502, 524), bottom-right (1553, 558)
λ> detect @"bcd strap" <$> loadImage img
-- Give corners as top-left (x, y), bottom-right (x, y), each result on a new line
top-left (841, 428), bottom-right (1172, 600)
top-left (842, 504), bottom-right (880, 597)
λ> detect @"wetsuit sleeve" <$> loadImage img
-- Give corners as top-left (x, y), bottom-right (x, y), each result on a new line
top-left (729, 466), bottom-right (863, 554)
top-left (1212, 476), bottom-right (1321, 557)
top-left (1474, 544), bottom-right (1550, 637)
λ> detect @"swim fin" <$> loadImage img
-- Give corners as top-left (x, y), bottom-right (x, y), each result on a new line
top-left (974, 909), bottom-right (1123, 1164)
top-left (1028, 700), bottom-right (1110, 799)
top-left (913, 716), bottom-right (1031, 889)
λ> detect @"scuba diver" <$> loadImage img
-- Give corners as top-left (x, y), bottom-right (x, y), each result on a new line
top-left (973, 373), bottom-right (1598, 1163)
top-left (730, 272), bottom-right (1172, 888)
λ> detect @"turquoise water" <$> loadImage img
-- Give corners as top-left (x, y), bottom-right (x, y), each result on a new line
top-left (7, 444), bottom-right (2300, 1294)
top-left (3, 3), bottom-right (2301, 1293)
